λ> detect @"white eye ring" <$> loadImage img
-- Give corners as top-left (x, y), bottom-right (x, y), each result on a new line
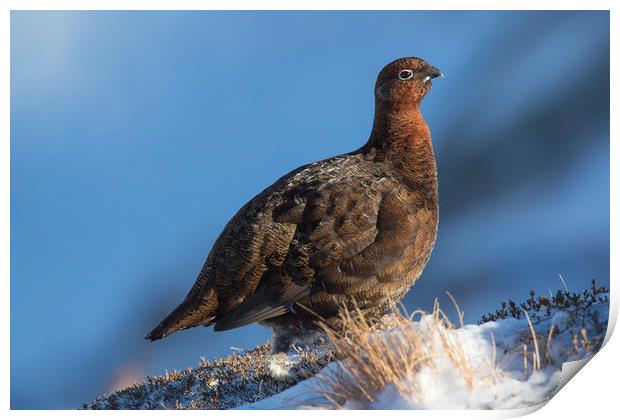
top-left (399, 69), bottom-right (414, 80)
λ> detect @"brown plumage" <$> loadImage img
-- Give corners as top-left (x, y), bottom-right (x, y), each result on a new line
top-left (146, 57), bottom-right (442, 353)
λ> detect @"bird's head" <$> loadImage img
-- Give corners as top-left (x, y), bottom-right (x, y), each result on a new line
top-left (375, 57), bottom-right (443, 107)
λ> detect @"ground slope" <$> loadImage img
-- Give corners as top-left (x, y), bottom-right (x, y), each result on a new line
top-left (85, 282), bottom-right (609, 410)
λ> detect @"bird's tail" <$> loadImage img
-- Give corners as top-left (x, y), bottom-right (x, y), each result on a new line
top-left (145, 290), bottom-right (218, 341)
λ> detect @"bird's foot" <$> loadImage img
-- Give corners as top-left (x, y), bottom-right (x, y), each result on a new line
top-left (265, 352), bottom-right (302, 381)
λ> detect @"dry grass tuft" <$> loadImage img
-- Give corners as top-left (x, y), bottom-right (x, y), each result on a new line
top-left (313, 299), bottom-right (481, 408)
top-left (313, 286), bottom-right (608, 409)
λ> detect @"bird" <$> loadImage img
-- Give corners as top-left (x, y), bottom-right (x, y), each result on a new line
top-left (146, 57), bottom-right (442, 354)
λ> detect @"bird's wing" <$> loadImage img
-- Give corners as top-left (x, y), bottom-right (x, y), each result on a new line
top-left (279, 173), bottom-right (433, 317)
top-left (214, 153), bottom-right (435, 326)
top-left (211, 170), bottom-right (390, 331)
top-left (212, 280), bottom-right (309, 331)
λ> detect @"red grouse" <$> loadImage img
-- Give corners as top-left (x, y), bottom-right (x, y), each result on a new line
top-left (146, 57), bottom-right (442, 353)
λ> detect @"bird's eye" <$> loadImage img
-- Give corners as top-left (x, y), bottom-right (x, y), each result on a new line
top-left (399, 70), bottom-right (414, 80)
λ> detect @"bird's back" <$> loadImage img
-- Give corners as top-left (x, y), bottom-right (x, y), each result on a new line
top-left (146, 149), bottom-right (438, 340)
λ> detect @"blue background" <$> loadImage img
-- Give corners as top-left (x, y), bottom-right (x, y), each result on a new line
top-left (11, 11), bottom-right (609, 409)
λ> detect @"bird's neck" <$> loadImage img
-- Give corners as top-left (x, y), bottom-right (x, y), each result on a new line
top-left (364, 102), bottom-right (438, 198)
top-left (367, 103), bottom-right (430, 149)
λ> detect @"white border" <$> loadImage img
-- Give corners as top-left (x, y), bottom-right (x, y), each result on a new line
top-left (2, 2), bottom-right (616, 419)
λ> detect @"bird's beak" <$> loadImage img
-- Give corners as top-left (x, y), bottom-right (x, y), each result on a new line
top-left (427, 66), bottom-right (444, 80)
top-left (422, 66), bottom-right (443, 84)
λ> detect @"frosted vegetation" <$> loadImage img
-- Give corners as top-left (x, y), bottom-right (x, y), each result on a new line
top-left (85, 281), bottom-right (609, 410)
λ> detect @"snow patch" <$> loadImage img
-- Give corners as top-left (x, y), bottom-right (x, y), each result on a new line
top-left (243, 298), bottom-right (608, 410)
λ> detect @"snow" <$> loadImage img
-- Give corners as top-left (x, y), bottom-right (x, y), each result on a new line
top-left (242, 299), bottom-right (608, 410)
